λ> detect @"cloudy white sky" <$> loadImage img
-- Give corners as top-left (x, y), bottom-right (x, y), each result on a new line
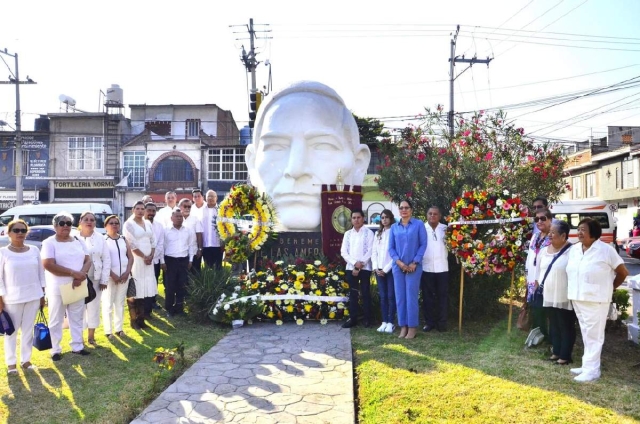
top-left (1, 0), bottom-right (639, 143)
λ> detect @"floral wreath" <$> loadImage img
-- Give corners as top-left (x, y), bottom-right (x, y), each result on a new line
top-left (445, 189), bottom-right (530, 276)
top-left (216, 184), bottom-right (277, 263)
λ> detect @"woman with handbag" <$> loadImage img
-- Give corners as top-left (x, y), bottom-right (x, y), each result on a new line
top-left (42, 212), bottom-right (92, 360)
top-left (102, 215), bottom-right (133, 339)
top-left (75, 211), bottom-right (111, 346)
top-left (525, 208), bottom-right (552, 340)
top-left (566, 218), bottom-right (629, 382)
top-left (0, 220), bottom-right (46, 373)
top-left (123, 201), bottom-right (157, 329)
top-left (538, 220), bottom-right (576, 365)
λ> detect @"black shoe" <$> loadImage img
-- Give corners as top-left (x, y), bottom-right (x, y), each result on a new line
top-left (72, 349), bottom-right (91, 356)
top-left (342, 319), bottom-right (357, 329)
top-left (422, 325), bottom-right (435, 332)
top-left (152, 303), bottom-right (161, 310)
top-left (51, 353), bottom-right (62, 361)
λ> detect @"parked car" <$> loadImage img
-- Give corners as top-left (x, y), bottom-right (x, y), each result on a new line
top-left (627, 238), bottom-right (640, 259)
top-left (0, 225), bottom-right (57, 249)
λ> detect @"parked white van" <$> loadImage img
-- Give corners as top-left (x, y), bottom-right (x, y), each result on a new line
top-left (0, 203), bottom-right (113, 235)
top-left (549, 200), bottom-right (616, 244)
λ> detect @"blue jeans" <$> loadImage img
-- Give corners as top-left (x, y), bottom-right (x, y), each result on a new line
top-left (376, 271), bottom-right (396, 323)
top-left (392, 264), bottom-right (422, 327)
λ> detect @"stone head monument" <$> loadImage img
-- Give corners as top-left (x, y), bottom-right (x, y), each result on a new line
top-left (246, 81), bottom-right (371, 231)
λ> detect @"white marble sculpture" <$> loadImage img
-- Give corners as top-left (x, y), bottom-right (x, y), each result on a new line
top-left (246, 81), bottom-right (371, 231)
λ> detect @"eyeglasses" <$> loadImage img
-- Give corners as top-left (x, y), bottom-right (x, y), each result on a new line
top-left (399, 206), bottom-right (411, 210)
top-left (533, 204), bottom-right (546, 209)
top-left (57, 221), bottom-right (73, 227)
top-left (10, 228), bottom-right (27, 234)
top-left (533, 216), bottom-right (548, 223)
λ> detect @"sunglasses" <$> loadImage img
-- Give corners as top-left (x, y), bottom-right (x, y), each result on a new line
top-left (11, 228), bottom-right (28, 234)
top-left (533, 216), bottom-right (548, 223)
top-left (181, 205), bottom-right (192, 209)
top-left (57, 221), bottom-right (73, 227)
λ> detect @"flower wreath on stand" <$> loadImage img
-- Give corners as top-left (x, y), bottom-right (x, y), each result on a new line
top-left (445, 188), bottom-right (530, 334)
top-left (445, 189), bottom-right (530, 276)
top-left (216, 184), bottom-right (277, 265)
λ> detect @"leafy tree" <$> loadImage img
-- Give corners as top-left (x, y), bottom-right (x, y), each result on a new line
top-left (376, 107), bottom-right (568, 218)
top-left (353, 114), bottom-right (390, 146)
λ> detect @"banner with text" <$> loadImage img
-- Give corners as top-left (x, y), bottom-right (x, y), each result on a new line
top-left (0, 134), bottom-right (50, 189)
top-left (320, 184), bottom-right (362, 261)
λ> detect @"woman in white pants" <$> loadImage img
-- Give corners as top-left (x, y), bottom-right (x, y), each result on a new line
top-left (75, 212), bottom-right (111, 346)
top-left (0, 220), bottom-right (45, 373)
top-left (42, 212), bottom-right (92, 361)
top-left (566, 218), bottom-right (628, 382)
top-left (102, 215), bottom-right (132, 339)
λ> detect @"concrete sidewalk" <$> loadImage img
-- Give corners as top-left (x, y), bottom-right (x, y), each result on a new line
top-left (131, 322), bottom-right (354, 424)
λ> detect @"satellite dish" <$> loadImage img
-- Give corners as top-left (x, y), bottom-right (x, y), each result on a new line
top-left (58, 94), bottom-right (76, 107)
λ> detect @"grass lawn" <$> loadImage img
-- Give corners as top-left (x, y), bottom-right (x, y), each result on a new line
top-left (0, 288), bottom-right (228, 424)
top-left (352, 311), bottom-right (640, 424)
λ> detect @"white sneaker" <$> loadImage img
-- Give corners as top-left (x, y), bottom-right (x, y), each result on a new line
top-left (570, 368), bottom-right (584, 375)
top-left (574, 370), bottom-right (600, 383)
top-left (384, 323), bottom-right (395, 333)
top-left (377, 322), bottom-right (388, 332)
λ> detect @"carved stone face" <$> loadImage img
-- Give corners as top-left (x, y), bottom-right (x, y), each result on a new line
top-left (247, 91), bottom-right (370, 231)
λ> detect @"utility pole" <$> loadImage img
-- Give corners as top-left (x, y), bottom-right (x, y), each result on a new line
top-left (448, 25), bottom-right (493, 138)
top-left (0, 48), bottom-right (37, 206)
top-left (233, 18), bottom-right (271, 133)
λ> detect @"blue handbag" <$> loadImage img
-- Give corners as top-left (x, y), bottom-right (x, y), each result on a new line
top-left (33, 308), bottom-right (52, 351)
top-left (0, 310), bottom-right (15, 336)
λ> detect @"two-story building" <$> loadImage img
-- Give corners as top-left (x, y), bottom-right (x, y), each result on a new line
top-left (561, 126), bottom-right (640, 238)
top-left (119, 104), bottom-right (241, 213)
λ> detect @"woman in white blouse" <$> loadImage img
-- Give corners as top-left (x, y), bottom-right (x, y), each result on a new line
top-left (76, 211), bottom-right (111, 346)
top-left (566, 218), bottom-right (628, 382)
top-left (538, 220), bottom-right (575, 365)
top-left (372, 210), bottom-right (396, 333)
top-left (123, 201), bottom-right (157, 329)
top-left (102, 215), bottom-right (133, 339)
top-left (0, 220), bottom-right (45, 373)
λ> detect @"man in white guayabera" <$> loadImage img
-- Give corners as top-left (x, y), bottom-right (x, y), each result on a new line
top-left (246, 81), bottom-right (371, 231)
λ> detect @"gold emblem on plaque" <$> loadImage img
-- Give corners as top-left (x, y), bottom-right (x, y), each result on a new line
top-left (331, 205), bottom-right (353, 234)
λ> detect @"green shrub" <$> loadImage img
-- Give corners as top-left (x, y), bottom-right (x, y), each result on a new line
top-left (612, 289), bottom-right (630, 321)
top-left (186, 266), bottom-right (232, 322)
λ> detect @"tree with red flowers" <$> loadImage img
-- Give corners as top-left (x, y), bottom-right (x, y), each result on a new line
top-left (376, 107), bottom-right (568, 217)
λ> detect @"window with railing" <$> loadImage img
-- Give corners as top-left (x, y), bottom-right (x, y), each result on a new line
top-left (207, 148), bottom-right (248, 181)
top-left (123, 152), bottom-right (146, 188)
top-left (68, 137), bottom-right (103, 171)
top-left (153, 155), bottom-right (194, 182)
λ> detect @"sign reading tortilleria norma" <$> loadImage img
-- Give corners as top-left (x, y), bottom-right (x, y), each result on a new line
top-left (320, 184), bottom-right (362, 261)
top-left (54, 180), bottom-right (115, 189)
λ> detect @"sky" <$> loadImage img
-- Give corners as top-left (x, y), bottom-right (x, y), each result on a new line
top-left (1, 0), bottom-right (640, 145)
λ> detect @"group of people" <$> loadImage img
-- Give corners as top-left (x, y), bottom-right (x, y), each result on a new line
top-left (341, 200), bottom-right (450, 340)
top-left (525, 197), bottom-right (628, 382)
top-left (0, 189), bottom-right (223, 371)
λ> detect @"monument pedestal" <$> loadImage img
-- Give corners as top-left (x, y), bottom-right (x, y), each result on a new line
top-left (259, 232), bottom-right (323, 261)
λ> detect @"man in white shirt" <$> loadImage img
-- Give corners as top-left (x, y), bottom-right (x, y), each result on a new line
top-left (179, 198), bottom-right (203, 274)
top-left (161, 208), bottom-right (196, 316)
top-left (191, 189), bottom-right (205, 221)
top-left (201, 190), bottom-right (223, 269)
top-left (340, 209), bottom-right (374, 328)
top-left (420, 206), bottom-right (450, 332)
top-left (156, 191), bottom-right (178, 227)
top-left (144, 202), bottom-right (164, 309)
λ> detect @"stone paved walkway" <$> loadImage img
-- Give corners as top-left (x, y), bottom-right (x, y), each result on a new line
top-left (131, 322), bottom-right (354, 424)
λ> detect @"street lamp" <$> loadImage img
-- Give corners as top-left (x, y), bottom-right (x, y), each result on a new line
top-left (0, 48), bottom-right (37, 206)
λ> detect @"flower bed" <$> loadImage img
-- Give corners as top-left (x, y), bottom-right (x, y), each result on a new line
top-left (210, 258), bottom-right (350, 325)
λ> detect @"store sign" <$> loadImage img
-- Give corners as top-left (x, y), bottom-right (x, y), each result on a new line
top-left (0, 192), bottom-right (38, 201)
top-left (54, 180), bottom-right (115, 189)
